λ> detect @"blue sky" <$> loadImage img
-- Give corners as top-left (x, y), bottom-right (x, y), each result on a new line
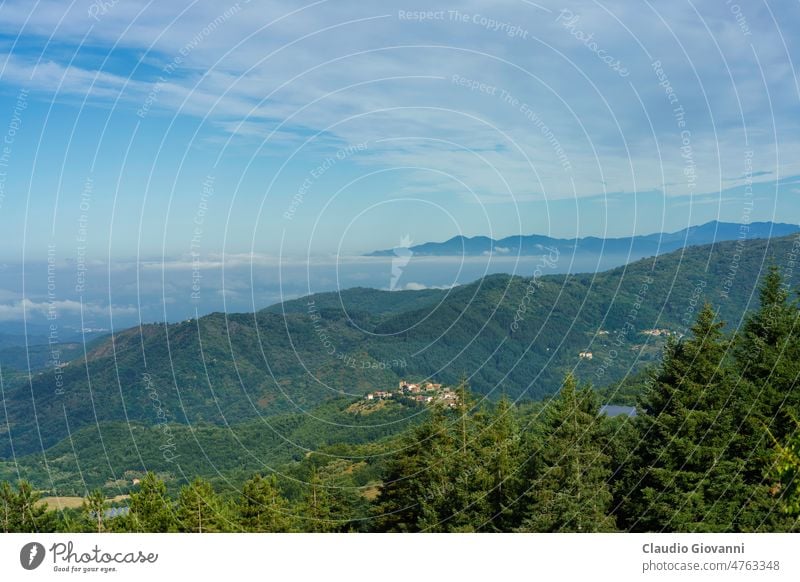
top-left (0, 0), bottom-right (798, 266)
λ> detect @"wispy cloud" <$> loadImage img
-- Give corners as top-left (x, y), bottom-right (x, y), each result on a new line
top-left (0, 0), bottom-right (798, 257)
top-left (0, 298), bottom-right (137, 321)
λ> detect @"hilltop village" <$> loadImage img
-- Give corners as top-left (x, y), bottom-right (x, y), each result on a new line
top-left (364, 380), bottom-right (460, 408)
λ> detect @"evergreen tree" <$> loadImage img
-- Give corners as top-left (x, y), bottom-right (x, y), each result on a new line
top-left (432, 376), bottom-right (492, 532)
top-left (771, 415), bottom-right (800, 518)
top-left (481, 395), bottom-right (524, 531)
top-left (176, 478), bottom-right (228, 533)
top-left (606, 408), bottom-right (642, 527)
top-left (374, 379), bottom-right (503, 532)
top-left (0, 481), bottom-right (13, 533)
top-left (731, 267), bottom-right (800, 530)
top-left (734, 264), bottom-right (800, 431)
top-left (518, 374), bottom-right (616, 532)
top-left (82, 489), bottom-right (107, 533)
top-left (374, 404), bottom-right (456, 532)
top-left (299, 467), bottom-right (339, 532)
top-left (627, 304), bottom-right (748, 532)
top-left (126, 472), bottom-right (176, 532)
top-left (238, 474), bottom-right (293, 532)
top-left (55, 508), bottom-right (85, 533)
top-left (12, 480), bottom-right (49, 532)
top-left (0, 481), bottom-right (58, 533)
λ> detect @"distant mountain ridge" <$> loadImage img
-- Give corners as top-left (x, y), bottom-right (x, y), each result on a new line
top-left (365, 221), bottom-right (800, 257)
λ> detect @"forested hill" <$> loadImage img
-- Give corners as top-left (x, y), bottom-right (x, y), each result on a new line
top-left (1, 233), bottom-right (798, 458)
top-left (366, 220), bottom-right (800, 256)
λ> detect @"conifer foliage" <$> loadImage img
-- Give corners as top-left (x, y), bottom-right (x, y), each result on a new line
top-left (518, 374), bottom-right (616, 532)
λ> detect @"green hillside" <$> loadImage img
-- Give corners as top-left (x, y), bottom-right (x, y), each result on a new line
top-left (0, 397), bottom-right (421, 495)
top-left (1, 234), bottom-right (796, 460)
top-left (2, 254), bottom-right (800, 527)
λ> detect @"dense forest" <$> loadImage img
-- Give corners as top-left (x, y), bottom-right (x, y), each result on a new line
top-left (2, 267), bottom-right (800, 532)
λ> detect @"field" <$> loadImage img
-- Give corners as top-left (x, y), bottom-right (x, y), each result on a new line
top-left (40, 495), bottom-right (130, 510)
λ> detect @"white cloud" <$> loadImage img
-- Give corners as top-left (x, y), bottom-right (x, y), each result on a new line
top-left (402, 282), bottom-right (427, 291)
top-left (0, 298), bottom-right (137, 321)
top-left (0, 0), bottom-right (797, 201)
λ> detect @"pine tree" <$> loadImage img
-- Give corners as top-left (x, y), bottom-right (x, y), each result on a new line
top-left (0, 480), bottom-right (53, 532)
top-left (126, 472), bottom-right (176, 532)
top-left (771, 414), bottom-right (800, 519)
top-left (482, 395), bottom-right (524, 531)
top-left (0, 481), bottom-right (13, 533)
top-left (433, 375), bottom-right (492, 532)
top-left (82, 489), bottom-right (107, 533)
top-left (55, 508), bottom-right (84, 533)
top-left (517, 374), bottom-right (616, 532)
top-left (374, 404), bottom-right (456, 532)
top-left (299, 467), bottom-right (339, 532)
top-left (734, 265), bottom-right (800, 440)
top-left (731, 267), bottom-right (800, 530)
top-left (606, 404), bottom-right (644, 528)
top-left (374, 379), bottom-right (500, 532)
top-left (176, 478), bottom-right (228, 533)
top-left (238, 474), bottom-right (293, 532)
top-left (13, 480), bottom-right (49, 532)
top-left (627, 304), bottom-right (747, 532)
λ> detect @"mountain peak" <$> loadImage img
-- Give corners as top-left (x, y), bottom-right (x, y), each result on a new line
top-left (365, 221), bottom-right (799, 258)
